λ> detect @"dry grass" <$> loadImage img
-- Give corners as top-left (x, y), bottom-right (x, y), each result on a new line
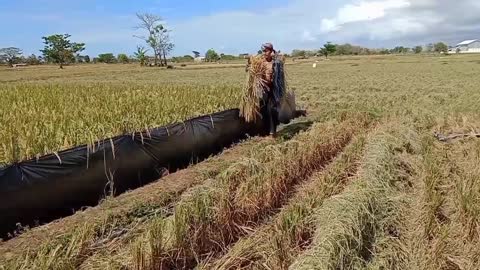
top-left (398, 118), bottom-right (480, 270)
top-left (200, 133), bottom-right (367, 269)
top-left (291, 122), bottom-right (420, 270)
top-left (79, 116), bottom-right (370, 269)
top-left (240, 56), bottom-right (267, 122)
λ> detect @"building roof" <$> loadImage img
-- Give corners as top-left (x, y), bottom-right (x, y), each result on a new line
top-left (456, 39), bottom-right (478, 46)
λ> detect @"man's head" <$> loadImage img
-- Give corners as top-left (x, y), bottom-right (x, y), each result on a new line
top-left (262, 43), bottom-right (275, 59)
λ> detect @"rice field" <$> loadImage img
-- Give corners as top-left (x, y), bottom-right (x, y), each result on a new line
top-left (0, 79), bottom-right (240, 164)
top-left (2, 54), bottom-right (480, 270)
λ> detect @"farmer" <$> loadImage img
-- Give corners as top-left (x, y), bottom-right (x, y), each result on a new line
top-left (259, 42), bottom-right (279, 137)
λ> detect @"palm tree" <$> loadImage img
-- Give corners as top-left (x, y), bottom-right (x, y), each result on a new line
top-left (134, 46), bottom-right (149, 66)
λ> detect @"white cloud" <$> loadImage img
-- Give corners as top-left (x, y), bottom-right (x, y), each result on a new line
top-left (321, 0), bottom-right (410, 33)
top-left (301, 30), bottom-right (317, 42)
top-left (321, 19), bottom-right (339, 33)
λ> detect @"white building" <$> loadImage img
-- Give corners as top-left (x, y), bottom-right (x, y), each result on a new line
top-left (194, 56), bottom-right (205, 63)
top-left (452, 40), bottom-right (480, 54)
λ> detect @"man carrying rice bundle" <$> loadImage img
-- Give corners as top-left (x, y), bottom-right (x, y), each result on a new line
top-left (241, 42), bottom-right (286, 138)
top-left (259, 42), bottom-right (279, 137)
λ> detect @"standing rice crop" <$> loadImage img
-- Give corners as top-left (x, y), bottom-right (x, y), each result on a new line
top-left (0, 82), bottom-right (240, 164)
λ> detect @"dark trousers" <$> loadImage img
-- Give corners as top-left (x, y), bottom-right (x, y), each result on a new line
top-left (260, 90), bottom-right (279, 135)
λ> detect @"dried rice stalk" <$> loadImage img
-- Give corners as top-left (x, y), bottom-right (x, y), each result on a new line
top-left (240, 56), bottom-right (267, 123)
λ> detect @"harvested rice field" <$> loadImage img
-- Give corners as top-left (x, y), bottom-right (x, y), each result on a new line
top-left (2, 54), bottom-right (480, 270)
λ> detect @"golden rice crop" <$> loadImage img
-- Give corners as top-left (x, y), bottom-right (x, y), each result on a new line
top-left (0, 82), bottom-right (240, 164)
top-left (239, 56), bottom-right (267, 123)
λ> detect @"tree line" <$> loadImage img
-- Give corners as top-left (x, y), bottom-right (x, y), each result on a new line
top-left (290, 42), bottom-right (450, 58)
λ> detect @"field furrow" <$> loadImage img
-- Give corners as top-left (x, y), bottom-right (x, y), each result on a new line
top-left (398, 119), bottom-right (480, 270)
top-left (290, 122), bottom-right (420, 270)
top-left (78, 116), bottom-right (371, 269)
top-left (199, 133), bottom-right (367, 270)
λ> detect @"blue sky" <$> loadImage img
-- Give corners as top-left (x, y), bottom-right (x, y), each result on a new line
top-left (1, 0), bottom-right (480, 57)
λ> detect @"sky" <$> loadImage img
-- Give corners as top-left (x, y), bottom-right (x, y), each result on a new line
top-left (1, 0), bottom-right (480, 57)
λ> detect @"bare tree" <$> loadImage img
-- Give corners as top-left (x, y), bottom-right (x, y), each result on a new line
top-left (134, 13), bottom-right (174, 66)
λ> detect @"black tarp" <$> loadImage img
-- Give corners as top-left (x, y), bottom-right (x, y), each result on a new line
top-left (0, 109), bottom-right (266, 238)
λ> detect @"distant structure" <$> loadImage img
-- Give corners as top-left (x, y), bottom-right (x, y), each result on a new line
top-left (239, 53), bottom-right (250, 59)
top-left (12, 63), bottom-right (28, 68)
top-left (194, 56), bottom-right (205, 63)
top-left (452, 40), bottom-right (480, 54)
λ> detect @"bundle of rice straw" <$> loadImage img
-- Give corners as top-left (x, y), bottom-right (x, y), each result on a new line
top-left (239, 55), bottom-right (267, 123)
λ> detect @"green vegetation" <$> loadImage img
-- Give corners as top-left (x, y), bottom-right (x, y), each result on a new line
top-left (117, 54), bottom-right (129, 64)
top-left (434, 42), bottom-right (449, 53)
top-left (40, 34), bottom-right (85, 68)
top-left (320, 42), bottom-right (337, 58)
top-left (205, 48), bottom-right (220, 62)
top-left (133, 46), bottom-right (148, 66)
top-left (415, 45), bottom-right (423, 54)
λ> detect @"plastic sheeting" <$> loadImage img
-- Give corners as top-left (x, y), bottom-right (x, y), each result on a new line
top-left (0, 109), bottom-right (265, 238)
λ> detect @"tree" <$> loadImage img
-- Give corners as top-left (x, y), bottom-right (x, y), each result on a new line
top-left (425, 43), bottom-right (434, 53)
top-left (319, 42), bottom-right (336, 58)
top-left (291, 50), bottom-right (306, 58)
top-left (97, 53), bottom-right (116, 63)
top-left (84, 55), bottom-right (91, 63)
top-left (37, 55), bottom-right (45, 64)
top-left (391, 46), bottom-right (409, 54)
top-left (118, 53), bottom-right (129, 64)
top-left (26, 54), bottom-right (40, 65)
top-left (75, 55), bottom-right (86, 63)
top-left (434, 42), bottom-right (448, 53)
top-left (221, 54), bottom-right (237, 61)
top-left (162, 43), bottom-right (174, 65)
top-left (379, 49), bottom-right (390, 55)
top-left (134, 45), bottom-right (148, 66)
top-left (0, 47), bottom-right (23, 67)
top-left (192, 51), bottom-right (201, 58)
top-left (414, 46), bottom-right (423, 54)
top-left (135, 13), bottom-right (174, 66)
top-left (41, 34), bottom-right (85, 68)
top-left (257, 50), bottom-right (263, 55)
top-left (205, 49), bottom-right (219, 62)
top-left (336, 43), bottom-right (353, 55)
